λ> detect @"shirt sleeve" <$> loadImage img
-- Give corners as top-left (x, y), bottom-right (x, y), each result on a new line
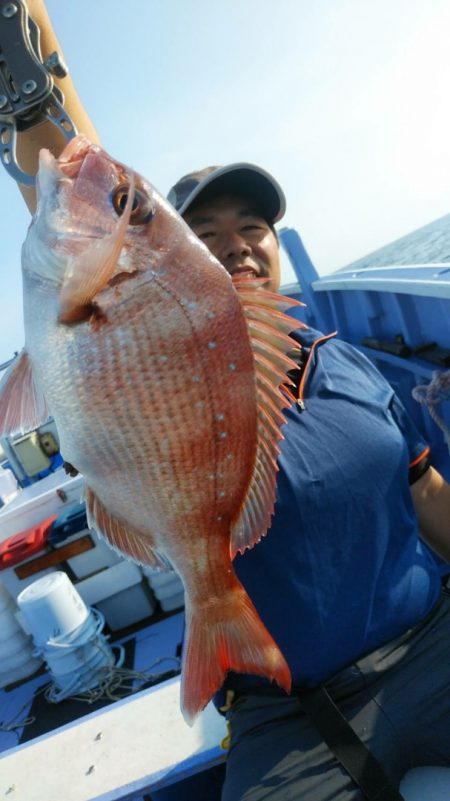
top-left (389, 393), bottom-right (431, 485)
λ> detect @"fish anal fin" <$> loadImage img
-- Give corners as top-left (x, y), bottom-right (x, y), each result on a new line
top-left (0, 350), bottom-right (49, 436)
top-left (181, 582), bottom-right (291, 724)
top-left (85, 486), bottom-right (170, 570)
top-left (230, 275), bottom-right (301, 557)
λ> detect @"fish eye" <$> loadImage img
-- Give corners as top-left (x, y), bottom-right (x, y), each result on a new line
top-left (112, 184), bottom-right (154, 225)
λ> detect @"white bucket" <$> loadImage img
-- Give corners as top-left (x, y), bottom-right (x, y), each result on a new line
top-left (44, 614), bottom-right (114, 677)
top-left (17, 572), bottom-right (122, 701)
top-left (17, 572), bottom-right (89, 646)
top-left (43, 608), bottom-right (120, 701)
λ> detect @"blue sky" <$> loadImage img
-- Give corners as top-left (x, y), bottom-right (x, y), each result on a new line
top-left (1, 0), bottom-right (450, 363)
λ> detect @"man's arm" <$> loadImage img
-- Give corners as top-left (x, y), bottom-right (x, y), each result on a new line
top-left (15, 0), bottom-right (100, 212)
top-left (411, 465), bottom-right (450, 562)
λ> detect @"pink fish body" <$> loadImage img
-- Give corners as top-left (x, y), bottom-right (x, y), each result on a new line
top-left (0, 136), bottom-right (302, 722)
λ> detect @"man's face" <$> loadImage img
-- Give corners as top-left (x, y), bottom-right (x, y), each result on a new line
top-left (184, 193), bottom-right (281, 291)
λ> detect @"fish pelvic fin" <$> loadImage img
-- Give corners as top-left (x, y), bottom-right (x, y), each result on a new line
top-left (230, 274), bottom-right (304, 557)
top-left (85, 486), bottom-right (171, 571)
top-left (0, 350), bottom-right (49, 436)
top-left (58, 173), bottom-right (135, 324)
top-left (181, 581), bottom-right (291, 725)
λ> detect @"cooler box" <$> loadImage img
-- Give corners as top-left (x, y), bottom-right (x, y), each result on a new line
top-left (0, 514), bottom-right (56, 570)
top-left (47, 502), bottom-right (88, 544)
top-left (0, 514), bottom-right (58, 598)
top-left (143, 568), bottom-right (185, 612)
top-left (75, 561), bottom-right (156, 631)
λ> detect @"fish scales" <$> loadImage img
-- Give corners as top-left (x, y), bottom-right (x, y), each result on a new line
top-left (27, 271), bottom-right (258, 535)
top-left (0, 135), bottom-right (304, 722)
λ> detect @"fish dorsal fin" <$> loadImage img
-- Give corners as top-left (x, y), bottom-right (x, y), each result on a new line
top-left (0, 350), bottom-right (49, 436)
top-left (85, 486), bottom-right (171, 570)
top-left (230, 275), bottom-right (304, 557)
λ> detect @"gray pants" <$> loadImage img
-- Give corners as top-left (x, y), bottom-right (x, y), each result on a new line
top-left (221, 592), bottom-right (450, 801)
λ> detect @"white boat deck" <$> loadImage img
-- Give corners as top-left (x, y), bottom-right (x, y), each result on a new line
top-left (0, 679), bottom-right (226, 801)
top-left (0, 611), bottom-right (227, 800)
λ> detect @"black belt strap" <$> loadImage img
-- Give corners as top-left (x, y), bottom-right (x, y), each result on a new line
top-left (299, 686), bottom-right (404, 801)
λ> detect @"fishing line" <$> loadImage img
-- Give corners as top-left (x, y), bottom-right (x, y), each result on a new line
top-left (0, 653), bottom-right (181, 738)
top-left (44, 654), bottom-right (182, 704)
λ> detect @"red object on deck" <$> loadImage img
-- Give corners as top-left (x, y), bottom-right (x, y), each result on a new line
top-left (0, 514), bottom-right (58, 570)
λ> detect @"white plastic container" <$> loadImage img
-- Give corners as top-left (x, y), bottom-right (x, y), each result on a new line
top-left (1, 645), bottom-right (40, 672)
top-left (0, 655), bottom-right (42, 687)
top-left (54, 530), bottom-right (122, 578)
top-left (401, 767), bottom-right (450, 800)
top-left (143, 569), bottom-right (177, 590)
top-left (154, 576), bottom-right (184, 601)
top-left (76, 560), bottom-right (156, 631)
top-left (0, 604), bottom-right (20, 640)
top-left (159, 590), bottom-right (185, 612)
top-left (143, 567), bottom-right (185, 612)
top-left (0, 580), bottom-right (43, 687)
top-left (17, 572), bottom-right (120, 700)
top-left (0, 581), bottom-right (14, 612)
top-left (0, 629), bottom-right (32, 656)
top-left (17, 572), bottom-right (89, 645)
top-left (0, 466), bottom-right (19, 507)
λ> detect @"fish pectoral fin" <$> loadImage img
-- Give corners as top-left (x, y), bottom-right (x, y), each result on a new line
top-left (0, 349), bottom-right (49, 436)
top-left (230, 274), bottom-right (303, 557)
top-left (58, 173), bottom-right (135, 324)
top-left (85, 486), bottom-right (171, 570)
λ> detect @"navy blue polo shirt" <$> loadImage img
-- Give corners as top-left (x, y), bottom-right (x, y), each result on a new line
top-left (225, 327), bottom-right (440, 696)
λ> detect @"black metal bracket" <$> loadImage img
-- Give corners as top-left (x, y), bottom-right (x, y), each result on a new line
top-left (361, 334), bottom-right (411, 358)
top-left (413, 342), bottom-right (450, 367)
top-left (362, 334), bottom-right (450, 368)
top-left (0, 0), bottom-right (77, 185)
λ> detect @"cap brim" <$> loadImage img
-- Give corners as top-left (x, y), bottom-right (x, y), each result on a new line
top-left (177, 162), bottom-right (286, 223)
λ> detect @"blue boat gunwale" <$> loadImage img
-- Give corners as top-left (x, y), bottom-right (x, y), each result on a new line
top-left (279, 227), bottom-right (450, 484)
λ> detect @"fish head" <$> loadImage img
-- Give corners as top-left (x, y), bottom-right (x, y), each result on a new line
top-left (23, 134), bottom-right (203, 323)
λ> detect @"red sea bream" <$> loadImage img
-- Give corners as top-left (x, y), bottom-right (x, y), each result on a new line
top-left (0, 135), bottom-right (302, 722)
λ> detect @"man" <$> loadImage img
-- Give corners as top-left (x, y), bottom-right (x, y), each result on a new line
top-left (164, 163), bottom-right (450, 801)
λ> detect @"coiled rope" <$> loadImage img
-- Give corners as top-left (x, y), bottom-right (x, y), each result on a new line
top-left (0, 654), bottom-right (181, 739)
top-left (412, 369), bottom-right (450, 451)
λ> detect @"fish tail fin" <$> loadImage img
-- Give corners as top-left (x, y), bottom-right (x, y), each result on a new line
top-left (181, 585), bottom-right (291, 725)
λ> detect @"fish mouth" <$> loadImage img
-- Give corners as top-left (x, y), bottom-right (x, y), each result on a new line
top-left (31, 135), bottom-right (139, 323)
top-left (61, 137), bottom-right (130, 206)
top-left (57, 135), bottom-right (109, 180)
top-left (36, 135), bottom-right (130, 240)
top-left (37, 134), bottom-right (128, 214)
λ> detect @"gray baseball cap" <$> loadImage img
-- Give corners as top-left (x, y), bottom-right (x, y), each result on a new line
top-left (167, 163), bottom-right (286, 223)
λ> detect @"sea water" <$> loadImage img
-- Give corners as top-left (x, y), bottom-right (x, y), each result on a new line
top-left (341, 213), bottom-right (450, 271)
